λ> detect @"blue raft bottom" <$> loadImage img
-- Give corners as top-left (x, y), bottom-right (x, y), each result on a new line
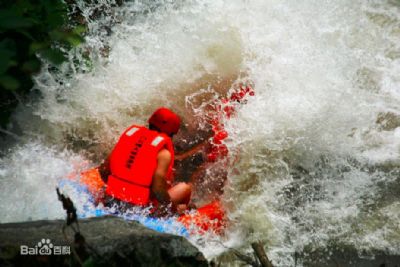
top-left (58, 179), bottom-right (189, 237)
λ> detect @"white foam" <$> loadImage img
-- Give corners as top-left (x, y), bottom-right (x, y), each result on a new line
top-left (1, 0), bottom-right (399, 266)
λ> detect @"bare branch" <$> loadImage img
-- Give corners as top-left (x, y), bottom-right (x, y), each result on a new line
top-left (251, 241), bottom-right (274, 267)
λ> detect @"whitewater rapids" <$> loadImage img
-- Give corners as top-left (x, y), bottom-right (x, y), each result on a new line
top-left (1, 0), bottom-right (399, 266)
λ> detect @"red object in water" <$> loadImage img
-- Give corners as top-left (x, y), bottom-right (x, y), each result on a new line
top-left (79, 168), bottom-right (106, 202)
top-left (148, 107), bottom-right (181, 136)
top-left (206, 85), bottom-right (255, 162)
top-left (177, 200), bottom-right (225, 234)
top-left (213, 130), bottom-right (228, 144)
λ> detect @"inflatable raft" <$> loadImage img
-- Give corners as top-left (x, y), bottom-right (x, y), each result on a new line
top-left (59, 168), bottom-right (225, 237)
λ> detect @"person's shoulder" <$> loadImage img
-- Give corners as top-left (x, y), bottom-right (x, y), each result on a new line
top-left (158, 148), bottom-right (171, 157)
top-left (157, 148), bottom-right (171, 161)
top-left (121, 124), bottom-right (145, 135)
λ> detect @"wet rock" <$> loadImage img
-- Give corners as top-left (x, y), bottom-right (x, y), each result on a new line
top-left (0, 216), bottom-right (208, 267)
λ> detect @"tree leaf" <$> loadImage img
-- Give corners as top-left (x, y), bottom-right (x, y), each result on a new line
top-left (0, 75), bottom-right (20, 91)
top-left (0, 39), bottom-right (16, 74)
top-left (49, 30), bottom-right (65, 41)
top-left (30, 42), bottom-right (48, 54)
top-left (66, 34), bottom-right (84, 47)
top-left (22, 59), bottom-right (41, 73)
top-left (40, 49), bottom-right (66, 65)
top-left (73, 25), bottom-right (87, 35)
top-left (16, 29), bottom-right (35, 40)
top-left (0, 9), bottom-right (35, 30)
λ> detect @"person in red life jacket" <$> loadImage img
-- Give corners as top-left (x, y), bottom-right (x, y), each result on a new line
top-left (99, 107), bottom-right (192, 216)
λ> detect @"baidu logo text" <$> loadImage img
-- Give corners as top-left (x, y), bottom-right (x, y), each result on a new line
top-left (20, 239), bottom-right (70, 255)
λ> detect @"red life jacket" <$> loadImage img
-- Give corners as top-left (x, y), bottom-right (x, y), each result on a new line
top-left (105, 125), bottom-right (174, 205)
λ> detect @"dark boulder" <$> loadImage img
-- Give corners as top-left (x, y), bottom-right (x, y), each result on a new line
top-left (0, 216), bottom-right (208, 267)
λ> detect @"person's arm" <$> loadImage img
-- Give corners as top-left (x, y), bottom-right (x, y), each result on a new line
top-left (151, 149), bottom-right (172, 206)
top-left (98, 157), bottom-right (111, 182)
top-left (174, 141), bottom-right (209, 161)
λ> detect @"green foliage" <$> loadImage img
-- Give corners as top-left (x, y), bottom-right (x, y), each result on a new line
top-left (0, 0), bottom-right (86, 128)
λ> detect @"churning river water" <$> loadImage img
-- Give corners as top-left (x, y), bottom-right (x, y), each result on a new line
top-left (1, 0), bottom-right (399, 266)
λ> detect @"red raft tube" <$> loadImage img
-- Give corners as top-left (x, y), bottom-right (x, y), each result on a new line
top-left (73, 168), bottom-right (226, 235)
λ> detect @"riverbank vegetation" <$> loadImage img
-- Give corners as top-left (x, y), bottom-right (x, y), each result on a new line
top-left (0, 0), bottom-right (87, 131)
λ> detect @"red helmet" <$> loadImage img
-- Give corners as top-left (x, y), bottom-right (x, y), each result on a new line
top-left (148, 107), bottom-right (181, 136)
